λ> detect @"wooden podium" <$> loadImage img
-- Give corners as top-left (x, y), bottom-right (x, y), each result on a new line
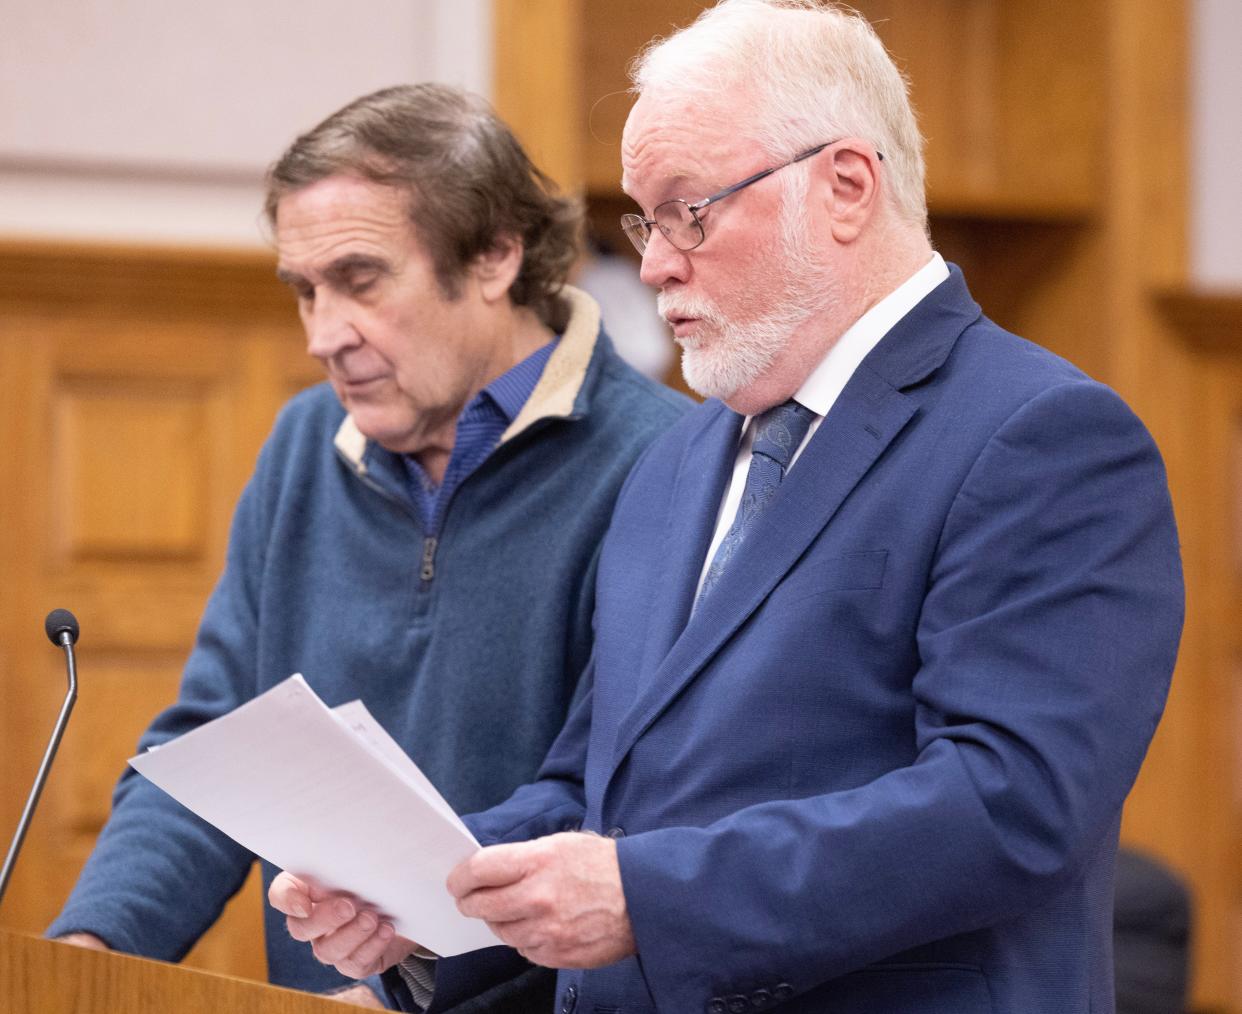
top-left (0, 928), bottom-right (353, 1013)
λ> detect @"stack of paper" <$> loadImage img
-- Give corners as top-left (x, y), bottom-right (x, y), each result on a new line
top-left (129, 674), bottom-right (501, 956)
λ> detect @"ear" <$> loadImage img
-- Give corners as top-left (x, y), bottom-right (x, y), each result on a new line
top-left (822, 144), bottom-right (881, 244)
top-left (470, 233), bottom-right (525, 303)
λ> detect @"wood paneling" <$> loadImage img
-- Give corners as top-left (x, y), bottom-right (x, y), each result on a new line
top-left (1159, 290), bottom-right (1242, 354)
top-left (1154, 291), bottom-right (1242, 1011)
top-left (580, 0), bottom-right (707, 194)
top-left (53, 655), bottom-right (183, 835)
top-left (54, 382), bottom-right (214, 562)
top-left (0, 928), bottom-right (345, 1014)
top-left (493, 0), bottom-right (586, 189)
top-left (0, 240), bottom-right (311, 985)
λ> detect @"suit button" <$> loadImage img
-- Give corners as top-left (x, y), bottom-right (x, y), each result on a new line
top-left (773, 983), bottom-right (794, 1001)
top-left (726, 995), bottom-right (748, 1013)
top-left (605, 826), bottom-right (626, 838)
top-left (707, 999), bottom-right (727, 1014)
top-left (750, 988), bottom-right (774, 1008)
top-left (560, 984), bottom-right (577, 1013)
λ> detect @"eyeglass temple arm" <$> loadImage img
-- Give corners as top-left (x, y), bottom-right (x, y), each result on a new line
top-left (661, 141), bottom-right (886, 219)
top-left (686, 140), bottom-right (883, 215)
top-left (688, 163), bottom-right (791, 214)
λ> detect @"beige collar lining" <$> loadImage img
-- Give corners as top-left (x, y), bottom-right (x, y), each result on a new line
top-left (502, 284), bottom-right (599, 443)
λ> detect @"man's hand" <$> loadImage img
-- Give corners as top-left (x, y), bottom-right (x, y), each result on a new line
top-left (447, 832), bottom-right (635, 969)
top-left (269, 871), bottom-right (418, 978)
top-left (56, 932), bottom-right (110, 951)
top-left (328, 983), bottom-right (387, 1007)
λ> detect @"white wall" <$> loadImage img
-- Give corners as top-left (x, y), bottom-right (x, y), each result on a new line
top-left (0, 0), bottom-right (491, 248)
top-left (5, 1), bottom-right (1237, 279)
top-left (1192, 0), bottom-right (1242, 288)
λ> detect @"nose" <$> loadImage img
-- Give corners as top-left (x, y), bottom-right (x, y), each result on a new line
top-left (638, 229), bottom-right (691, 289)
top-left (303, 290), bottom-right (362, 361)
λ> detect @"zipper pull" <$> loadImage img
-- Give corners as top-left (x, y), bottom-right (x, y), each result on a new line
top-left (420, 536), bottom-right (438, 582)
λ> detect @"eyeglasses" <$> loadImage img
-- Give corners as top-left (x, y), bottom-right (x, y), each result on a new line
top-left (620, 140), bottom-right (883, 256)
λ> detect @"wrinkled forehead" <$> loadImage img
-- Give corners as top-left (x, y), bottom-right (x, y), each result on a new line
top-left (621, 88), bottom-right (756, 197)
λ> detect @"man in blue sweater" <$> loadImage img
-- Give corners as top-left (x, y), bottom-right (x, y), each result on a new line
top-left (47, 84), bottom-right (687, 1008)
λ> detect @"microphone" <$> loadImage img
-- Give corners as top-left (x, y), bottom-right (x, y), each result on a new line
top-left (45, 608), bottom-right (80, 648)
top-left (0, 609), bottom-right (81, 907)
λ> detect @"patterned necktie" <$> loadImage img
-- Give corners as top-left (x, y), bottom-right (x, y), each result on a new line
top-left (696, 398), bottom-right (816, 606)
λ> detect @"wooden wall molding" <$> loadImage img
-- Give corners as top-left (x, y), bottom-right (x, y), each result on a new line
top-left (1156, 287), bottom-right (1242, 354)
top-left (0, 239), bottom-right (294, 322)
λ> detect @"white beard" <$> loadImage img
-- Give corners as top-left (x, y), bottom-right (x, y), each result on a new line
top-left (662, 293), bottom-right (806, 401)
top-left (660, 175), bottom-right (835, 403)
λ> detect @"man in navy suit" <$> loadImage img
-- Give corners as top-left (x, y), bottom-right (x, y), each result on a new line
top-left (271, 2), bottom-right (1183, 1011)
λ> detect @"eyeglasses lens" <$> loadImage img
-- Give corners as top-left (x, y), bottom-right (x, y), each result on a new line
top-left (620, 214), bottom-right (651, 255)
top-left (655, 201), bottom-right (703, 251)
top-left (620, 202), bottom-right (705, 255)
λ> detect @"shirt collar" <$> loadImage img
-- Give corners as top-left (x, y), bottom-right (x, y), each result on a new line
top-left (794, 252), bottom-right (949, 417)
top-left (479, 338), bottom-right (559, 423)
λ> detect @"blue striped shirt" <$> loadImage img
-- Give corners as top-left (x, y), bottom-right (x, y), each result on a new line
top-left (404, 339), bottom-right (558, 534)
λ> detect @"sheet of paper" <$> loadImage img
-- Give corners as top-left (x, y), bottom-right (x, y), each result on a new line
top-left (129, 674), bottom-right (501, 956)
top-left (330, 700), bottom-right (470, 837)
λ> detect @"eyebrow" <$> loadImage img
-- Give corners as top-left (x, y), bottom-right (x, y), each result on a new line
top-left (275, 267), bottom-right (306, 288)
top-left (276, 253), bottom-right (393, 289)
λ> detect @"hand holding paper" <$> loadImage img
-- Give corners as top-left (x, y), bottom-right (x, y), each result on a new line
top-left (448, 833), bottom-right (635, 969)
top-left (128, 674), bottom-right (501, 957)
top-left (269, 872), bottom-right (418, 978)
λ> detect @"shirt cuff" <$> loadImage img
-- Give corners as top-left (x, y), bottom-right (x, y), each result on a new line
top-left (395, 955), bottom-right (437, 1011)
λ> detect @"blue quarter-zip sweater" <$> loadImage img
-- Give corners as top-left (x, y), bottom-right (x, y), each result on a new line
top-left (48, 287), bottom-right (690, 996)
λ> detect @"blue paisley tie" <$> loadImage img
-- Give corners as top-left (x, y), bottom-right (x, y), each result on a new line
top-left (696, 398), bottom-right (816, 606)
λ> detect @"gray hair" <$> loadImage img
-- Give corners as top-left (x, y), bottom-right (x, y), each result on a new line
top-left (265, 84), bottom-right (582, 332)
top-left (630, 0), bottom-right (927, 228)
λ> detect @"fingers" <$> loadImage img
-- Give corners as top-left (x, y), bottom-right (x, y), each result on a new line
top-left (456, 881), bottom-right (542, 925)
top-left (315, 919), bottom-right (419, 979)
top-left (311, 908), bottom-right (394, 975)
top-left (447, 841), bottom-right (536, 900)
top-left (328, 983), bottom-right (388, 1007)
top-left (270, 871), bottom-right (366, 946)
top-left (268, 871), bottom-right (313, 918)
top-left (268, 869), bottom-right (419, 977)
top-left (449, 833), bottom-right (636, 970)
top-left (56, 932), bottom-right (110, 951)
top-left (288, 895), bottom-right (361, 944)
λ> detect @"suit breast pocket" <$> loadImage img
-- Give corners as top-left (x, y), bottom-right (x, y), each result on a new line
top-left (778, 549), bottom-right (889, 599)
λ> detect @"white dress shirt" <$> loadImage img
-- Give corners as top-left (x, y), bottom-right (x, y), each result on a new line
top-left (694, 253), bottom-right (950, 599)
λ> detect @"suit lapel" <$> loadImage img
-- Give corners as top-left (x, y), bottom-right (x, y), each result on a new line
top-left (634, 402), bottom-right (743, 691)
top-left (610, 371), bottom-right (916, 772)
top-left (608, 265), bottom-right (983, 775)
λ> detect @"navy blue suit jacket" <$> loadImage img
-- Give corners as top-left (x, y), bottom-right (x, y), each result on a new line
top-left (437, 267), bottom-right (1183, 1014)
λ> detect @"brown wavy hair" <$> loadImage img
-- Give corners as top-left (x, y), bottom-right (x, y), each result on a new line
top-left (264, 84), bottom-right (582, 332)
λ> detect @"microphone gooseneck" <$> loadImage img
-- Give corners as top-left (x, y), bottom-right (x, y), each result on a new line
top-left (0, 610), bottom-right (81, 907)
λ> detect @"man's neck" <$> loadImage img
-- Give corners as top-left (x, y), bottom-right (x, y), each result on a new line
top-left (410, 305), bottom-right (555, 484)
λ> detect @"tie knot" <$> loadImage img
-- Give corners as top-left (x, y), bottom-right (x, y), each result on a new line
top-left (751, 399), bottom-right (815, 471)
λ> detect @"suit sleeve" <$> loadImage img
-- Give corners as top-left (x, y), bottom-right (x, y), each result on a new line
top-left (614, 381), bottom-right (1184, 1011)
top-left (463, 661), bottom-right (594, 845)
top-left (45, 447), bottom-right (276, 957)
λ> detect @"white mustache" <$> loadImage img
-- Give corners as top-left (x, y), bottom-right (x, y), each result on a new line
top-left (657, 292), bottom-right (721, 325)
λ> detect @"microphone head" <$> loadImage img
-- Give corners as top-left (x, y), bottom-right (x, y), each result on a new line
top-left (45, 608), bottom-right (80, 646)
